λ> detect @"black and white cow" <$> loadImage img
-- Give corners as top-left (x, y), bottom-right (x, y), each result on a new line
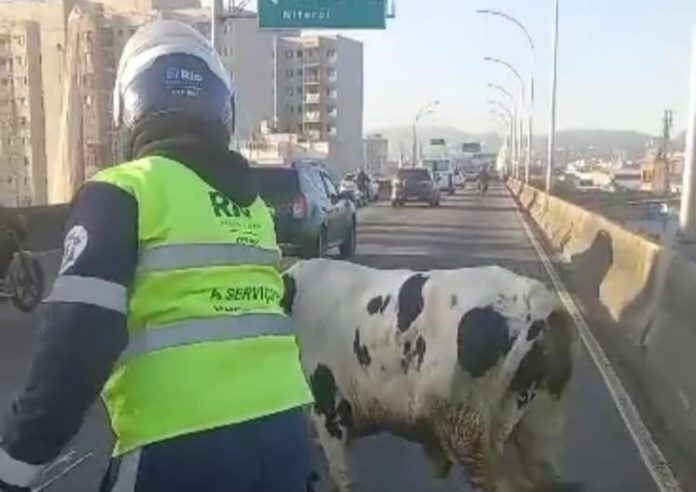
top-left (282, 259), bottom-right (578, 492)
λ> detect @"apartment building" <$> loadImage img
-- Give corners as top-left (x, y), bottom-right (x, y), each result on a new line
top-left (0, 21), bottom-right (47, 206)
top-left (363, 133), bottom-right (388, 173)
top-left (1, 0), bottom-right (364, 202)
top-left (275, 35), bottom-right (363, 172)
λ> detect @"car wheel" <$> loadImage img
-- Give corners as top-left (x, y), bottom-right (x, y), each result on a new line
top-left (302, 226), bottom-right (327, 259)
top-left (339, 219), bottom-right (357, 259)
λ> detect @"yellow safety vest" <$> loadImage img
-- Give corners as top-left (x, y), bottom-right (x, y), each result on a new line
top-left (92, 155), bottom-right (313, 456)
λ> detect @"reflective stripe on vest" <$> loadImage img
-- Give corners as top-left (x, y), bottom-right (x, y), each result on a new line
top-left (139, 243), bottom-right (280, 272)
top-left (45, 275), bottom-right (128, 314)
top-left (119, 313), bottom-right (294, 361)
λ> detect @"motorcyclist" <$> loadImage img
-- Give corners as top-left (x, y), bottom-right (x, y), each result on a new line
top-left (356, 168), bottom-right (371, 199)
top-left (477, 166), bottom-right (490, 193)
top-left (0, 205), bottom-right (27, 282)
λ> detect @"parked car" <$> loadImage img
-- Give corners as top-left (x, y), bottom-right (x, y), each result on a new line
top-left (391, 168), bottom-right (441, 207)
top-left (252, 163), bottom-right (357, 258)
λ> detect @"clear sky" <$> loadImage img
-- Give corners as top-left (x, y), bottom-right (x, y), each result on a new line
top-left (303, 0), bottom-right (696, 135)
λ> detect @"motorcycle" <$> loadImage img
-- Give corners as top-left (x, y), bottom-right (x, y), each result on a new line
top-left (0, 228), bottom-right (45, 312)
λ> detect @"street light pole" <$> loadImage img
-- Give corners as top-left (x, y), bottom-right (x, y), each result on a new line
top-left (546, 0), bottom-right (560, 193)
top-left (477, 10), bottom-right (535, 184)
top-left (484, 56), bottom-right (525, 179)
top-left (412, 100), bottom-right (439, 168)
top-left (680, 28), bottom-right (696, 245)
top-left (490, 110), bottom-right (512, 176)
top-left (487, 83), bottom-right (518, 175)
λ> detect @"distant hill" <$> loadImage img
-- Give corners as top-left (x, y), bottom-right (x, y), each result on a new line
top-left (369, 126), bottom-right (686, 162)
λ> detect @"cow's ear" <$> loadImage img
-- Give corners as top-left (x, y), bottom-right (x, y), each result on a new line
top-left (281, 273), bottom-right (297, 315)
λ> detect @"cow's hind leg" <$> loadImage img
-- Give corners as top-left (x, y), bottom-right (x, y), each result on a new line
top-left (308, 364), bottom-right (354, 492)
top-left (433, 402), bottom-right (498, 492)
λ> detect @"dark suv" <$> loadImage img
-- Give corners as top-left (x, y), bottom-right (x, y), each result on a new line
top-left (391, 168), bottom-right (441, 207)
top-left (252, 163), bottom-right (357, 259)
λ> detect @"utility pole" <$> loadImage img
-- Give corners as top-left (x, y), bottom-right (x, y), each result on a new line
top-left (211, 0), bottom-right (223, 53)
top-left (680, 28), bottom-right (696, 246)
top-left (658, 109), bottom-right (674, 196)
top-left (546, 0), bottom-right (560, 193)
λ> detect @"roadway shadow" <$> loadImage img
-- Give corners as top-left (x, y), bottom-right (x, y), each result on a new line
top-left (566, 230), bottom-right (613, 299)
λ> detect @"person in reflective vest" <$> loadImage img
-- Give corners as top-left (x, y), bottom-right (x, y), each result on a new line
top-left (0, 20), bottom-right (314, 492)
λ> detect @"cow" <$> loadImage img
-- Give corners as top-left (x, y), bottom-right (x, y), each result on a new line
top-left (282, 259), bottom-right (579, 492)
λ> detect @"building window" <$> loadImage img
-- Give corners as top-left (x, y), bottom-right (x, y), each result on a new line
top-left (297, 68), bottom-right (303, 77)
top-left (286, 87), bottom-right (294, 96)
top-left (23, 156), bottom-right (30, 166)
top-left (18, 116), bottom-right (27, 126)
top-left (288, 106), bottom-right (295, 114)
top-left (297, 104), bottom-right (303, 113)
top-left (13, 35), bottom-right (25, 46)
top-left (326, 49), bottom-right (337, 60)
top-left (286, 69), bottom-right (293, 78)
top-left (22, 77), bottom-right (28, 86)
top-left (85, 94), bottom-right (93, 106)
top-left (18, 97), bottom-right (26, 106)
top-left (297, 87), bottom-right (303, 95)
top-left (326, 68), bottom-right (337, 78)
top-left (285, 50), bottom-right (294, 59)
top-left (14, 56), bottom-right (24, 67)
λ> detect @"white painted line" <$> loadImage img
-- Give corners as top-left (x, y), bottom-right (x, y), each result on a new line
top-left (511, 197), bottom-right (683, 492)
top-left (32, 452), bottom-right (94, 492)
top-left (40, 450), bottom-right (76, 475)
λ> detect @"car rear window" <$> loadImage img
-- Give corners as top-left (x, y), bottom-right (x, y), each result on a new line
top-left (397, 169), bottom-right (430, 180)
top-left (252, 168), bottom-right (300, 200)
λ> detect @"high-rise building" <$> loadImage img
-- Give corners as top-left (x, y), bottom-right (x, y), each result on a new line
top-left (0, 21), bottom-right (47, 206)
top-left (275, 35), bottom-right (363, 173)
top-left (363, 133), bottom-right (388, 173)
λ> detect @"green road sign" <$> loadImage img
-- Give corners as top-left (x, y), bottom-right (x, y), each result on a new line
top-left (258, 0), bottom-right (386, 30)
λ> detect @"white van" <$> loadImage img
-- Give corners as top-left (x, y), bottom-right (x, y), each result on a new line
top-left (421, 158), bottom-right (456, 195)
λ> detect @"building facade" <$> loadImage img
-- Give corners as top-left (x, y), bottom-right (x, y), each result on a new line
top-left (363, 133), bottom-right (388, 173)
top-left (275, 35), bottom-right (363, 173)
top-left (0, 0), bottom-right (364, 203)
top-left (0, 21), bottom-right (47, 206)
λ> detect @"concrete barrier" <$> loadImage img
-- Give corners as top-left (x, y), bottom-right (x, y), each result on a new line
top-left (509, 180), bottom-right (696, 486)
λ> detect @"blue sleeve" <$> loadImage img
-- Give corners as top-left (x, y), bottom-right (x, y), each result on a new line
top-left (0, 182), bottom-right (137, 480)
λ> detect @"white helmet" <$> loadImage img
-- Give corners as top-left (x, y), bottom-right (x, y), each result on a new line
top-left (113, 20), bottom-right (235, 145)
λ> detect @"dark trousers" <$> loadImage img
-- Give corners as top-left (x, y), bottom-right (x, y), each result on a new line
top-left (100, 408), bottom-right (313, 492)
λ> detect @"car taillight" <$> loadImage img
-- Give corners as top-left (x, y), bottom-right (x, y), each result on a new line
top-left (292, 195), bottom-right (307, 219)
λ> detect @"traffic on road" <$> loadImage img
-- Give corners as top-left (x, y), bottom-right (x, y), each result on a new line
top-left (0, 182), bottom-right (664, 492)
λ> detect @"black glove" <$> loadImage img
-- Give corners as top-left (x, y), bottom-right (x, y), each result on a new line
top-left (0, 478), bottom-right (30, 492)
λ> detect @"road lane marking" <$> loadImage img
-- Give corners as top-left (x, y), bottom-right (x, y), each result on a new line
top-left (40, 450), bottom-right (76, 475)
top-left (32, 452), bottom-right (94, 492)
top-left (510, 193), bottom-right (683, 492)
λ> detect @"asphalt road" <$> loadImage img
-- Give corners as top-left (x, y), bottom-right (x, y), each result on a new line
top-left (0, 183), bottom-right (660, 492)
